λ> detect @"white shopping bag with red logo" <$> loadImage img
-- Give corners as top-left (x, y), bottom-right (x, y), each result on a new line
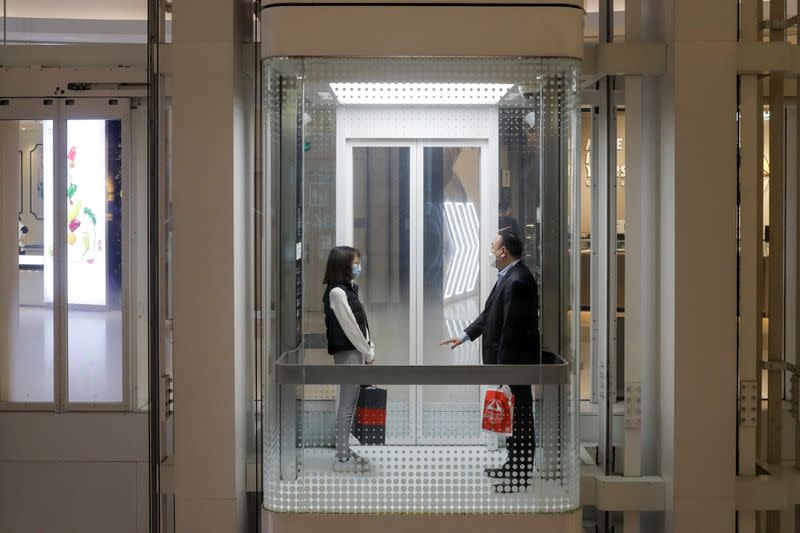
top-left (481, 385), bottom-right (515, 436)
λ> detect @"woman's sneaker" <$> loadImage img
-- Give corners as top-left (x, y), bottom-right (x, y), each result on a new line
top-left (333, 451), bottom-right (370, 473)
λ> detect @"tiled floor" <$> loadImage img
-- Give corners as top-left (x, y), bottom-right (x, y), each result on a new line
top-left (5, 306), bottom-right (123, 403)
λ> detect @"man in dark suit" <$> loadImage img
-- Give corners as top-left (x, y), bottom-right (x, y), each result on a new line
top-left (440, 231), bottom-right (540, 493)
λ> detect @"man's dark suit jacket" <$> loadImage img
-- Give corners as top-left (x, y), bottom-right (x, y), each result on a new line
top-left (465, 261), bottom-right (540, 365)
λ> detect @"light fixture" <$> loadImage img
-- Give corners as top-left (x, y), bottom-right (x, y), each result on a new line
top-left (330, 83), bottom-right (513, 105)
top-left (444, 201), bottom-right (480, 300)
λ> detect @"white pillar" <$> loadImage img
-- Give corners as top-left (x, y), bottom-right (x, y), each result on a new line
top-left (171, 1), bottom-right (254, 532)
top-left (643, 0), bottom-right (739, 531)
top-left (624, 2), bottom-right (645, 531)
top-left (738, 0), bottom-right (764, 530)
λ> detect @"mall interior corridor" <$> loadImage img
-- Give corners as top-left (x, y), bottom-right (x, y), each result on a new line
top-left (1, 1), bottom-right (798, 533)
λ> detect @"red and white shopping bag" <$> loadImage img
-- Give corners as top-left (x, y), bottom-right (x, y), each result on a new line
top-left (481, 385), bottom-right (515, 436)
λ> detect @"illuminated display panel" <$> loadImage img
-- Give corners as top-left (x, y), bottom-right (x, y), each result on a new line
top-left (44, 120), bottom-right (108, 306)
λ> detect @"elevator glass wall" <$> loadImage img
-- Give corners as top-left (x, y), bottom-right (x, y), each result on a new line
top-left (262, 58), bottom-right (580, 513)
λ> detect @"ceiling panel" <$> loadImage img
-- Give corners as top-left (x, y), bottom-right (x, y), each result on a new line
top-left (6, 0), bottom-right (147, 20)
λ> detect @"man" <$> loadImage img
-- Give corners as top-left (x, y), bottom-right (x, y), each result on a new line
top-left (440, 231), bottom-right (540, 493)
top-left (498, 201), bottom-right (521, 239)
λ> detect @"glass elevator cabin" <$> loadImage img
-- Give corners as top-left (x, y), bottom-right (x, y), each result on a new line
top-left (260, 1), bottom-right (584, 526)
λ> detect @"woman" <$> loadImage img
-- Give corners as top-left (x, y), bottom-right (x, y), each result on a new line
top-left (323, 246), bottom-right (375, 473)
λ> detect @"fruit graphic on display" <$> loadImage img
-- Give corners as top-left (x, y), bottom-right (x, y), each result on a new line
top-left (68, 198), bottom-right (83, 223)
top-left (83, 207), bottom-right (98, 263)
top-left (67, 196), bottom-right (83, 250)
top-left (60, 145), bottom-right (102, 266)
top-left (81, 231), bottom-right (91, 259)
top-left (68, 146), bottom-right (77, 169)
top-left (66, 147), bottom-right (81, 253)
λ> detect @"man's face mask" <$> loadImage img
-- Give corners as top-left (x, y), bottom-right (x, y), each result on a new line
top-left (489, 245), bottom-right (503, 269)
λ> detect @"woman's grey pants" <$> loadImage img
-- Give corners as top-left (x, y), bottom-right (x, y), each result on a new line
top-left (334, 350), bottom-right (364, 460)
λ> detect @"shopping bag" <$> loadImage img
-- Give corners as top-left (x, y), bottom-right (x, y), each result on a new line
top-left (481, 385), bottom-right (515, 436)
top-left (352, 385), bottom-right (387, 445)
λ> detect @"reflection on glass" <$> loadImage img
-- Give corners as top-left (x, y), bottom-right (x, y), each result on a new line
top-left (579, 108), bottom-right (592, 401)
top-left (615, 108), bottom-right (626, 404)
top-left (1, 120), bottom-right (54, 403)
top-left (65, 119), bottom-right (123, 403)
top-left (352, 146), bottom-right (411, 441)
top-left (421, 147), bottom-right (482, 441)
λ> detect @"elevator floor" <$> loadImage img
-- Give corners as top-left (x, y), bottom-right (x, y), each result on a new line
top-left (265, 444), bottom-right (575, 513)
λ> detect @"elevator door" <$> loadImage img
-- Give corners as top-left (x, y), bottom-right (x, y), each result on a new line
top-left (345, 140), bottom-right (490, 444)
top-left (417, 143), bottom-right (484, 445)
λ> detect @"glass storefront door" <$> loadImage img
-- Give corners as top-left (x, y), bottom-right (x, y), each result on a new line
top-left (0, 115), bottom-right (56, 406)
top-left (0, 98), bottom-right (131, 410)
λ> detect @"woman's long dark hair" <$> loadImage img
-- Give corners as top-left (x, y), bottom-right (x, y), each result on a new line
top-left (323, 246), bottom-right (360, 284)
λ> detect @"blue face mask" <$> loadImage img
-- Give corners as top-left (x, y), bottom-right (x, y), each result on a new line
top-left (352, 264), bottom-right (362, 279)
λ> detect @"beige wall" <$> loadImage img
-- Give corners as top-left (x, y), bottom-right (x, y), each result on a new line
top-left (0, 413), bottom-right (148, 533)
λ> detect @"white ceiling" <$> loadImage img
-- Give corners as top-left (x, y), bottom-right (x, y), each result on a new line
top-left (6, 0), bottom-right (147, 20)
top-left (5, 1), bottom-right (798, 22)
top-left (584, 0), bottom-right (625, 13)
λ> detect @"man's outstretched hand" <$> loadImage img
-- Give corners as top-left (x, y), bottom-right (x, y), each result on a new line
top-left (440, 337), bottom-right (463, 350)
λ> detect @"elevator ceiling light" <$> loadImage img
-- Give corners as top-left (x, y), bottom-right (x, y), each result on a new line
top-left (330, 83), bottom-right (514, 105)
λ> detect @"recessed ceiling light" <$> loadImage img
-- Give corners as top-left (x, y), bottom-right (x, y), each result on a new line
top-left (330, 83), bottom-right (513, 105)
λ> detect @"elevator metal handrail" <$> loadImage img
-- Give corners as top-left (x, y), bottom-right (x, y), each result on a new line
top-left (275, 349), bottom-right (570, 385)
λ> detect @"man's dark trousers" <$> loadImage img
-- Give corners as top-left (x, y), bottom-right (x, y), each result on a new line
top-left (506, 385), bottom-right (535, 472)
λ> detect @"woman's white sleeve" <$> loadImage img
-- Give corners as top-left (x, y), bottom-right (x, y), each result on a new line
top-left (329, 288), bottom-right (375, 360)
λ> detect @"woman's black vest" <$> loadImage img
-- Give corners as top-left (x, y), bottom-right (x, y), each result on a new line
top-left (323, 282), bottom-right (370, 355)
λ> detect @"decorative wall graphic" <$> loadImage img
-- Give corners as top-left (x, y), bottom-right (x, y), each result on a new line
top-left (29, 143), bottom-right (44, 220)
top-left (443, 201), bottom-right (480, 300)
